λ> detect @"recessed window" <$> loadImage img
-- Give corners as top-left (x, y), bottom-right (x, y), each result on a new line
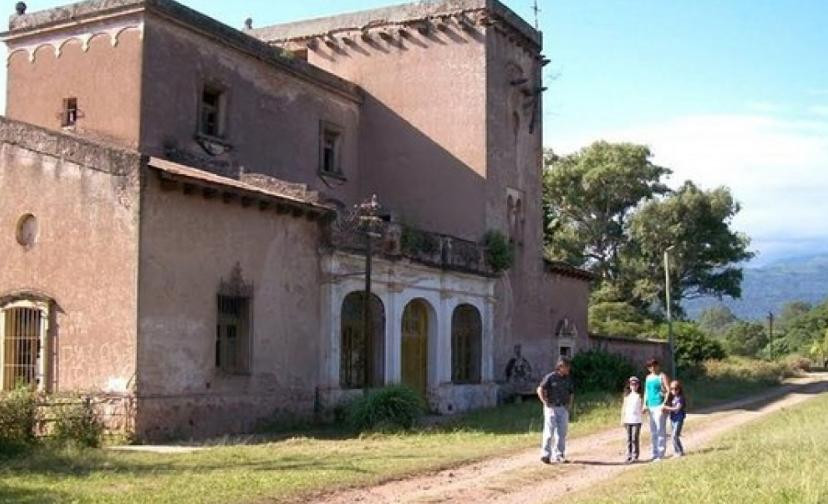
top-left (61, 98), bottom-right (78, 128)
top-left (1, 300), bottom-right (50, 392)
top-left (216, 295), bottom-right (250, 374)
top-left (319, 122), bottom-right (343, 176)
top-left (200, 85), bottom-right (226, 138)
top-left (16, 214), bottom-right (38, 249)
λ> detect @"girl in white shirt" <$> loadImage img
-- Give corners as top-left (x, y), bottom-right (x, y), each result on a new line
top-left (621, 376), bottom-right (643, 463)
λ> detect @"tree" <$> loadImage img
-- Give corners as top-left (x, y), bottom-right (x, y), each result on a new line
top-left (589, 301), bottom-right (658, 339)
top-left (724, 321), bottom-right (768, 357)
top-left (659, 322), bottom-right (726, 369)
top-left (543, 142), bottom-right (671, 282)
top-left (626, 182), bottom-right (754, 315)
top-left (697, 305), bottom-right (739, 337)
top-left (809, 329), bottom-right (828, 367)
top-left (781, 300), bottom-right (828, 353)
top-left (777, 301), bottom-right (812, 331)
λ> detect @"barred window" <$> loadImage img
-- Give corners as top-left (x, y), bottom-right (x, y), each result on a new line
top-left (451, 304), bottom-right (482, 384)
top-left (200, 85), bottom-right (227, 138)
top-left (216, 295), bottom-right (250, 374)
top-left (1, 301), bottom-right (50, 391)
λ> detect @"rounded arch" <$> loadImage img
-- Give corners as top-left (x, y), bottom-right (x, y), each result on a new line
top-left (451, 303), bottom-right (482, 384)
top-left (340, 291), bottom-right (385, 389)
top-left (401, 298), bottom-right (434, 397)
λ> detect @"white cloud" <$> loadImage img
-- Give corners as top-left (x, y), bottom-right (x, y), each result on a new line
top-left (810, 105), bottom-right (828, 117)
top-left (552, 112), bottom-right (828, 263)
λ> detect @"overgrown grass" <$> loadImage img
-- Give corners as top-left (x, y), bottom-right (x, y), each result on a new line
top-left (564, 391), bottom-right (828, 504)
top-left (682, 356), bottom-right (796, 409)
top-left (0, 359), bottom-right (797, 504)
top-left (0, 392), bottom-right (616, 504)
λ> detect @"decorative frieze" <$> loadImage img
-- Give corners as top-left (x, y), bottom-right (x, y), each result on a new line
top-left (5, 13), bottom-right (144, 63)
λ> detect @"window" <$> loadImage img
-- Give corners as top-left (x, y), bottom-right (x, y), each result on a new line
top-left (216, 295), bottom-right (250, 374)
top-left (199, 85), bottom-right (226, 138)
top-left (319, 122), bottom-right (343, 176)
top-left (61, 98), bottom-right (78, 128)
top-left (340, 292), bottom-right (385, 389)
top-left (555, 318), bottom-right (577, 361)
top-left (451, 304), bottom-right (482, 384)
top-left (1, 300), bottom-right (50, 391)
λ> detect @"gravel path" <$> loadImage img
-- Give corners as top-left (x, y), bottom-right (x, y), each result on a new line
top-left (299, 374), bottom-right (828, 504)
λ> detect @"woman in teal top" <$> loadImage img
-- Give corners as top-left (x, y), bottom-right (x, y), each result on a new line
top-left (642, 358), bottom-right (670, 460)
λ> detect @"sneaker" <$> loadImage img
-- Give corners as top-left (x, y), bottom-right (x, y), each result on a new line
top-left (540, 456), bottom-right (551, 465)
top-left (652, 457), bottom-right (662, 463)
top-left (556, 456), bottom-right (568, 464)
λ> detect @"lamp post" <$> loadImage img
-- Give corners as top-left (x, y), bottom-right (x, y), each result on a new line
top-left (357, 195), bottom-right (383, 386)
top-left (664, 245), bottom-right (676, 377)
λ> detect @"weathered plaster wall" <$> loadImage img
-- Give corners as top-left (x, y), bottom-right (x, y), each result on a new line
top-left (139, 14), bottom-right (362, 206)
top-left (589, 335), bottom-right (673, 376)
top-left (294, 20), bottom-right (489, 241)
top-left (0, 119), bottom-right (141, 394)
top-left (5, 28), bottom-right (144, 148)
top-left (136, 169), bottom-right (325, 439)
top-left (483, 25), bottom-right (551, 383)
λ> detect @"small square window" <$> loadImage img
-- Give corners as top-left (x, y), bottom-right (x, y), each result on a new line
top-left (319, 122), bottom-right (343, 177)
top-left (61, 98), bottom-right (78, 128)
top-left (200, 86), bottom-right (226, 138)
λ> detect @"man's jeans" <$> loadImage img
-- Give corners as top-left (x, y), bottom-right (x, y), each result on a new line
top-left (671, 418), bottom-right (685, 455)
top-left (647, 406), bottom-right (667, 459)
top-left (541, 405), bottom-right (569, 460)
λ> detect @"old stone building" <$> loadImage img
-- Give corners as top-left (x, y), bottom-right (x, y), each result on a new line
top-left (0, 0), bottom-right (591, 439)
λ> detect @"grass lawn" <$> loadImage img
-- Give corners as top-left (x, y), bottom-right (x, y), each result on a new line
top-left (563, 392), bottom-right (828, 504)
top-left (0, 363), bottom-right (793, 504)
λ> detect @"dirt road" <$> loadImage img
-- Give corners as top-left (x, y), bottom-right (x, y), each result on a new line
top-left (300, 374), bottom-right (828, 504)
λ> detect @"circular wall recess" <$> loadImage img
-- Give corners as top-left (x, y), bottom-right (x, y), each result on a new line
top-left (16, 213), bottom-right (38, 249)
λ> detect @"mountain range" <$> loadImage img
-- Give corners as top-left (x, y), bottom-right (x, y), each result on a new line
top-left (684, 254), bottom-right (828, 321)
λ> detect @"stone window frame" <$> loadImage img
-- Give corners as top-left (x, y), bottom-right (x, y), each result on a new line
top-left (0, 299), bottom-right (51, 392)
top-left (215, 264), bottom-right (253, 375)
top-left (555, 317), bottom-right (578, 360)
top-left (197, 81), bottom-right (230, 142)
top-left (318, 120), bottom-right (345, 180)
top-left (61, 97), bottom-right (79, 129)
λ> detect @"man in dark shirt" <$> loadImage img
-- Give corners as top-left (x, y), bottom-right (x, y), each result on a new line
top-left (536, 357), bottom-right (574, 464)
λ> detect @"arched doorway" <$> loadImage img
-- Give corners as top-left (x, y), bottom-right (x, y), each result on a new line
top-left (451, 304), bottom-right (482, 384)
top-left (340, 292), bottom-right (385, 389)
top-left (401, 299), bottom-right (429, 397)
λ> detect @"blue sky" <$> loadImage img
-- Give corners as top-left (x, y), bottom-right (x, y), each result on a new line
top-left (4, 0), bottom-right (828, 266)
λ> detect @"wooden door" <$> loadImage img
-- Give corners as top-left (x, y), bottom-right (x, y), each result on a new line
top-left (401, 300), bottom-right (428, 398)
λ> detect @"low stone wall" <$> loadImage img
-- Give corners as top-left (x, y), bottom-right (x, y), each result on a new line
top-left (429, 382), bottom-right (498, 415)
top-left (588, 334), bottom-right (673, 375)
top-left (39, 393), bottom-right (135, 436)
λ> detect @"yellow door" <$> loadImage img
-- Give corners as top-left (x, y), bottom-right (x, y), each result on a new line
top-left (401, 300), bottom-right (428, 398)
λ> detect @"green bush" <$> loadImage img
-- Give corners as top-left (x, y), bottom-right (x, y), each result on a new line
top-left (571, 349), bottom-right (637, 393)
top-left (52, 397), bottom-right (104, 448)
top-left (0, 386), bottom-right (38, 454)
top-left (483, 230), bottom-right (513, 273)
top-left (346, 385), bottom-right (424, 432)
top-left (661, 322), bottom-right (726, 370)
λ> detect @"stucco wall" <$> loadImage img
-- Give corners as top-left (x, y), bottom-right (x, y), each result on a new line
top-left (139, 14), bottom-right (362, 206)
top-left (0, 122), bottom-right (141, 394)
top-left (483, 26), bottom-right (552, 384)
top-left (135, 169), bottom-right (325, 439)
top-left (589, 335), bottom-right (673, 376)
top-left (5, 26), bottom-right (144, 148)
top-left (295, 20), bottom-right (489, 241)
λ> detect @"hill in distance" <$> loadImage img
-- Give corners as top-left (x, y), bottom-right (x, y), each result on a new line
top-left (684, 254), bottom-right (828, 321)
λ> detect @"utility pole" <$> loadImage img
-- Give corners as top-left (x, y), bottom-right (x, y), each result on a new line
top-left (768, 311), bottom-right (775, 360)
top-left (358, 195), bottom-right (383, 386)
top-left (664, 246), bottom-right (676, 377)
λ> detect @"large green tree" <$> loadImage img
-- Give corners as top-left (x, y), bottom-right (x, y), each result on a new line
top-left (697, 305), bottom-right (739, 338)
top-left (625, 181), bottom-right (754, 314)
top-left (543, 142), bottom-right (670, 282)
top-left (724, 321), bottom-right (768, 357)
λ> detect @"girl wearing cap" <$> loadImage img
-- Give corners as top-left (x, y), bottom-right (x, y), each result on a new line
top-left (621, 376), bottom-right (643, 463)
